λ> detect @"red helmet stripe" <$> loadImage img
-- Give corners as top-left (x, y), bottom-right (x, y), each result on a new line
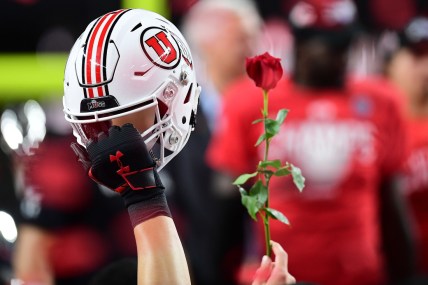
top-left (84, 9), bottom-right (127, 98)
top-left (85, 13), bottom-right (110, 97)
top-left (95, 11), bottom-right (123, 96)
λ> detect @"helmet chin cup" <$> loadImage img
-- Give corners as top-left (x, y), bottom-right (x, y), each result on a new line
top-left (63, 9), bottom-right (200, 170)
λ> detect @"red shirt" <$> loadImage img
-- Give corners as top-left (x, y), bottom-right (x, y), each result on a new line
top-left (207, 76), bottom-right (407, 285)
top-left (402, 117), bottom-right (428, 274)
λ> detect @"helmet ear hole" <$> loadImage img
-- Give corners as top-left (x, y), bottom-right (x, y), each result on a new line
top-left (182, 116), bottom-right (187, 124)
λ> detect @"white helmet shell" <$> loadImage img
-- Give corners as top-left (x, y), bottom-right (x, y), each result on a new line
top-left (63, 9), bottom-right (201, 170)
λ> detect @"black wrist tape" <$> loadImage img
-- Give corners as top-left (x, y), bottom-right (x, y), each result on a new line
top-left (126, 191), bottom-right (171, 228)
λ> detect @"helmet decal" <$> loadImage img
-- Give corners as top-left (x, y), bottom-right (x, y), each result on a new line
top-left (81, 9), bottom-right (130, 98)
top-left (141, 27), bottom-right (181, 69)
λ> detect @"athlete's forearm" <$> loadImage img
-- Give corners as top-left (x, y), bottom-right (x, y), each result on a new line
top-left (133, 216), bottom-right (191, 285)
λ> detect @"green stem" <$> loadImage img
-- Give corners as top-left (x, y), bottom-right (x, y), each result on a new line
top-left (263, 90), bottom-right (269, 162)
top-left (262, 89), bottom-right (272, 257)
top-left (263, 211), bottom-right (271, 257)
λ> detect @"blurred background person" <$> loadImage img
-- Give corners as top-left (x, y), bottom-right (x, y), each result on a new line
top-left (0, 2), bottom-right (140, 284)
top-left (381, 14), bottom-right (428, 284)
top-left (206, 0), bottom-right (415, 284)
top-left (161, 1), bottom-right (264, 284)
top-left (0, 1), bottom-right (123, 282)
top-left (9, 98), bottom-right (137, 285)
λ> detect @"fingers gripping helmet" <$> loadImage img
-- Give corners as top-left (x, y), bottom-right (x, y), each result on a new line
top-left (63, 9), bottom-right (201, 170)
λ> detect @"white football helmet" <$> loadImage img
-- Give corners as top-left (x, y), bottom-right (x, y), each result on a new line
top-left (63, 8), bottom-right (201, 171)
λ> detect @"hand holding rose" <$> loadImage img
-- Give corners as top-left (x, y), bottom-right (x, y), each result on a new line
top-left (252, 241), bottom-right (296, 285)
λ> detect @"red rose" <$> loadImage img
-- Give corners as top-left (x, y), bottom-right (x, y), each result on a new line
top-left (245, 52), bottom-right (283, 92)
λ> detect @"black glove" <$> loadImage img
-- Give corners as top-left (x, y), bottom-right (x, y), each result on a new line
top-left (86, 124), bottom-right (163, 193)
top-left (71, 123), bottom-right (171, 227)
